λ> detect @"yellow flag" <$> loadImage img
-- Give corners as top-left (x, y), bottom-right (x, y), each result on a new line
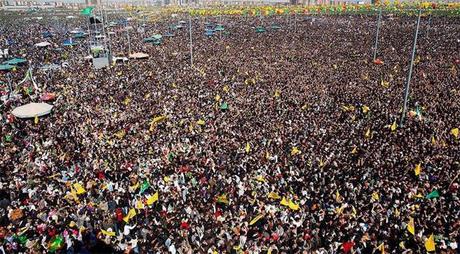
top-left (73, 183), bottom-right (86, 195)
top-left (319, 158), bottom-right (325, 168)
top-left (362, 105), bottom-right (370, 114)
top-left (249, 214), bottom-right (264, 225)
top-left (215, 94), bottom-right (221, 101)
top-left (217, 194), bottom-right (229, 205)
top-left (395, 208), bottom-right (400, 217)
top-left (274, 89), bottom-right (281, 98)
top-left (255, 176), bottom-right (265, 182)
top-left (424, 234), bottom-right (435, 252)
top-left (268, 192), bottom-right (281, 200)
top-left (101, 229), bottom-right (115, 237)
top-left (114, 129), bottom-right (126, 139)
top-left (34, 116), bottom-right (39, 124)
top-left (335, 190), bottom-right (341, 202)
top-left (130, 182), bottom-right (139, 192)
top-left (196, 119), bottom-right (205, 125)
top-left (288, 200), bottom-right (300, 211)
top-left (223, 85), bottom-right (229, 93)
top-left (123, 97), bottom-right (131, 105)
top-left (365, 128), bottom-right (371, 139)
top-left (431, 136), bottom-right (436, 145)
top-left (280, 197), bottom-right (289, 207)
top-left (351, 206), bottom-right (357, 218)
top-left (146, 192), bottom-right (159, 205)
top-left (136, 200), bottom-right (145, 210)
top-left (351, 146), bottom-right (357, 154)
top-left (414, 163), bottom-right (421, 176)
top-left (290, 146), bottom-right (301, 156)
top-left (377, 243), bottom-right (385, 254)
top-left (245, 142), bottom-right (251, 153)
top-left (123, 208), bottom-right (137, 223)
top-left (391, 121), bottom-right (397, 132)
top-left (451, 128), bottom-right (459, 138)
top-left (371, 192), bottom-right (380, 202)
top-left (381, 79), bottom-right (390, 88)
top-left (407, 217), bottom-right (415, 235)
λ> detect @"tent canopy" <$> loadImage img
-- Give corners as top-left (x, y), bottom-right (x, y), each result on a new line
top-left (35, 42), bottom-right (52, 47)
top-left (129, 52), bottom-right (149, 59)
top-left (3, 58), bottom-right (27, 65)
top-left (0, 64), bottom-right (15, 71)
top-left (12, 103), bottom-right (53, 118)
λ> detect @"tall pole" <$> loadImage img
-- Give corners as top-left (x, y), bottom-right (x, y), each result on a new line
top-left (400, 9), bottom-right (422, 127)
top-left (126, 22), bottom-right (132, 55)
top-left (373, 8), bottom-right (382, 61)
top-left (189, 14), bottom-right (193, 66)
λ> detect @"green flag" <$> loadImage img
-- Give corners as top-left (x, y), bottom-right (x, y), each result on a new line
top-left (5, 135), bottom-right (12, 142)
top-left (49, 235), bottom-right (64, 252)
top-left (139, 180), bottom-right (150, 194)
top-left (81, 7), bottom-right (94, 16)
top-left (220, 102), bottom-right (228, 110)
top-left (426, 190), bottom-right (440, 199)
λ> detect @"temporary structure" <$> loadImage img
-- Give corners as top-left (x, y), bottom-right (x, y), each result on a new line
top-left (35, 42), bottom-right (52, 47)
top-left (12, 102), bottom-right (53, 118)
top-left (129, 52), bottom-right (149, 59)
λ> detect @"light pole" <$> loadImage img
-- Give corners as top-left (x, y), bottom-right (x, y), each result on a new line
top-left (400, 9), bottom-right (422, 127)
top-left (373, 8), bottom-right (382, 61)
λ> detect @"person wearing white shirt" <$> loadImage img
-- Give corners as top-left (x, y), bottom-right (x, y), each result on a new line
top-left (123, 224), bottom-right (136, 236)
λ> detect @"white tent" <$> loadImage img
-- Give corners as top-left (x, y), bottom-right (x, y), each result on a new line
top-left (12, 103), bottom-right (53, 118)
top-left (113, 56), bottom-right (129, 62)
top-left (35, 42), bottom-right (52, 47)
top-left (129, 52), bottom-right (149, 59)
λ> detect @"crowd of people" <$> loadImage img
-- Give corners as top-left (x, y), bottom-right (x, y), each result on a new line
top-left (0, 8), bottom-right (459, 253)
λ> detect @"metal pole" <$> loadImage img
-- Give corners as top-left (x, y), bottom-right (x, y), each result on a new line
top-left (189, 14), bottom-right (193, 66)
top-left (126, 22), bottom-right (132, 55)
top-left (294, 12), bottom-right (297, 32)
top-left (400, 9), bottom-right (422, 127)
top-left (373, 8), bottom-right (382, 61)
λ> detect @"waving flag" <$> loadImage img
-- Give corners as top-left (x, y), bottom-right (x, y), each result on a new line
top-left (81, 7), bottom-right (94, 16)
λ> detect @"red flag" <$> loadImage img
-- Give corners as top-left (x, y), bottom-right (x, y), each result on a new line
top-left (343, 241), bottom-right (355, 253)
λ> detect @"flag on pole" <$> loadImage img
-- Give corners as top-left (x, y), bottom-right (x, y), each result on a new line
top-left (73, 183), bottom-right (86, 194)
top-left (391, 121), bottom-right (397, 132)
top-left (139, 180), bottom-right (150, 194)
top-left (425, 234), bottom-right (435, 252)
top-left (451, 128), bottom-right (459, 139)
top-left (407, 217), bottom-right (415, 235)
top-left (80, 7), bottom-right (94, 16)
top-left (414, 163), bottom-right (421, 176)
top-left (377, 243), bottom-right (385, 254)
top-left (245, 142), bottom-right (251, 153)
top-left (146, 191), bottom-right (159, 205)
top-left (101, 229), bottom-right (116, 237)
top-left (425, 190), bottom-right (440, 199)
top-left (123, 208), bottom-right (137, 223)
top-left (249, 214), bottom-right (264, 225)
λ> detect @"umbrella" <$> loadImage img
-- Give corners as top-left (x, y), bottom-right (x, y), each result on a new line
top-left (42, 31), bottom-right (53, 38)
top-left (152, 34), bottom-right (162, 40)
top-left (205, 29), bottom-right (215, 36)
top-left (12, 103), bottom-right (53, 118)
top-left (40, 92), bottom-right (56, 101)
top-left (3, 58), bottom-right (27, 65)
top-left (271, 24), bottom-right (281, 30)
top-left (73, 33), bottom-right (87, 39)
top-left (215, 24), bottom-right (224, 31)
top-left (255, 26), bottom-right (266, 33)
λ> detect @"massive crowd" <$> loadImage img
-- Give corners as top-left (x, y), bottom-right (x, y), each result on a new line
top-left (0, 8), bottom-right (459, 253)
